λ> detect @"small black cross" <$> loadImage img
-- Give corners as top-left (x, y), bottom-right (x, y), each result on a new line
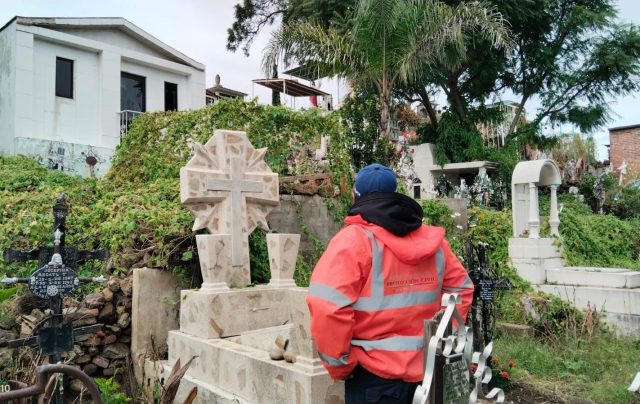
top-left (1, 194), bottom-right (108, 404)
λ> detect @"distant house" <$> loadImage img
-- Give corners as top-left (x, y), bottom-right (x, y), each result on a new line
top-left (609, 124), bottom-right (640, 175)
top-left (0, 17), bottom-right (205, 176)
top-left (205, 74), bottom-right (247, 105)
top-left (476, 101), bottom-right (525, 148)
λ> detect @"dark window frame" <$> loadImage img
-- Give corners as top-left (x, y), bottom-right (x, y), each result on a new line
top-left (55, 57), bottom-right (74, 99)
top-left (120, 71), bottom-right (147, 112)
top-left (164, 81), bottom-right (178, 111)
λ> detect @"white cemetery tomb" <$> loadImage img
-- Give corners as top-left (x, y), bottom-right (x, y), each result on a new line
top-left (144, 130), bottom-right (343, 403)
top-left (507, 159), bottom-right (640, 336)
top-left (410, 143), bottom-right (496, 199)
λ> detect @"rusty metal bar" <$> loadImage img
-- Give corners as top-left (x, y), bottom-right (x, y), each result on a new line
top-left (0, 364), bottom-right (103, 403)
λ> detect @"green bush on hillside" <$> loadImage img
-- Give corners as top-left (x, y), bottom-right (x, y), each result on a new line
top-left (0, 99), bottom-right (352, 283)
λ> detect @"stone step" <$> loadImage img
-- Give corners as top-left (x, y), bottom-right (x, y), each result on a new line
top-left (546, 267), bottom-right (640, 289)
top-left (537, 284), bottom-right (640, 315)
top-left (536, 284), bottom-right (640, 337)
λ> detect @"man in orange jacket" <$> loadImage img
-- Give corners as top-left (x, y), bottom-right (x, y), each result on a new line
top-left (307, 163), bottom-right (474, 403)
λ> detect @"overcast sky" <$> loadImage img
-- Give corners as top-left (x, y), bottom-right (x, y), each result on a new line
top-left (1, 0), bottom-right (638, 159)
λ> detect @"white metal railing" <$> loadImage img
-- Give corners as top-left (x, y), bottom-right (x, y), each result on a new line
top-left (118, 110), bottom-right (143, 137)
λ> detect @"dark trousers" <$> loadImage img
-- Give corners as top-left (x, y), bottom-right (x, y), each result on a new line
top-left (345, 366), bottom-right (420, 404)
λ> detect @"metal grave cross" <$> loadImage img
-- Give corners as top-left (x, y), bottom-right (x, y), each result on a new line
top-left (4, 194), bottom-right (108, 271)
top-left (1, 194), bottom-right (107, 404)
top-left (180, 130), bottom-right (279, 266)
top-left (412, 294), bottom-right (506, 404)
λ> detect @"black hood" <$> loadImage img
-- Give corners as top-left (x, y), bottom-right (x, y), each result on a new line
top-left (348, 192), bottom-right (424, 236)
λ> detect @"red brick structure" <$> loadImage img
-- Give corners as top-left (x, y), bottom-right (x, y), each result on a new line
top-left (609, 124), bottom-right (640, 175)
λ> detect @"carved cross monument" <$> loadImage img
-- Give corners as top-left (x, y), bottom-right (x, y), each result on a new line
top-left (180, 129), bottom-right (279, 287)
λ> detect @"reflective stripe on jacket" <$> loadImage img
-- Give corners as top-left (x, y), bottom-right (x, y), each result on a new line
top-left (306, 215), bottom-right (474, 382)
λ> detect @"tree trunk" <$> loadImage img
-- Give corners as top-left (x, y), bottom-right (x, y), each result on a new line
top-left (507, 94), bottom-right (529, 136)
top-left (379, 72), bottom-right (392, 140)
top-left (447, 72), bottom-right (466, 125)
top-left (271, 63), bottom-right (281, 106)
top-left (417, 87), bottom-right (439, 132)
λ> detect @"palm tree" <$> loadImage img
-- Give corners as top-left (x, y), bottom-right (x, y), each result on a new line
top-left (263, 0), bottom-right (513, 144)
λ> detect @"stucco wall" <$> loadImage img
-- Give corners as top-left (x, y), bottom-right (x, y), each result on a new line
top-left (0, 21), bottom-right (16, 155)
top-left (27, 37), bottom-right (101, 145)
top-left (55, 27), bottom-right (178, 62)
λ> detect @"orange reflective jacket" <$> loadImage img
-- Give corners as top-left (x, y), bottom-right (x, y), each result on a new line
top-left (307, 215), bottom-right (473, 382)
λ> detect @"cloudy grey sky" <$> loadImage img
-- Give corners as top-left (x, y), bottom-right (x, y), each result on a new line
top-left (1, 0), bottom-right (638, 158)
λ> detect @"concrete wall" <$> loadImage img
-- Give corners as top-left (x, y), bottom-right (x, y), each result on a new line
top-left (0, 20), bottom-right (16, 155)
top-left (609, 125), bottom-right (640, 174)
top-left (267, 195), bottom-right (343, 260)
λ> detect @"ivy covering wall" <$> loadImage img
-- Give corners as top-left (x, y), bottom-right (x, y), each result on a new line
top-left (0, 99), bottom-right (352, 285)
top-left (0, 99), bottom-right (637, 290)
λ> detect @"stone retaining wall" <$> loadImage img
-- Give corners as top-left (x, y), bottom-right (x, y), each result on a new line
top-left (0, 275), bottom-right (133, 392)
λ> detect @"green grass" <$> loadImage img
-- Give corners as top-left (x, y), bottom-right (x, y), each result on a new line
top-left (493, 333), bottom-right (640, 403)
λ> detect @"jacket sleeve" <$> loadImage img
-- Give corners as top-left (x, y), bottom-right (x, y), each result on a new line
top-left (440, 240), bottom-right (474, 321)
top-left (306, 226), bottom-right (368, 380)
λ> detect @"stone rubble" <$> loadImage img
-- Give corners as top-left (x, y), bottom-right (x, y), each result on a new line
top-left (0, 275), bottom-right (134, 381)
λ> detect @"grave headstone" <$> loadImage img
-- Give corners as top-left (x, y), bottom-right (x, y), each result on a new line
top-left (630, 372), bottom-right (640, 393)
top-left (412, 293), bottom-right (505, 404)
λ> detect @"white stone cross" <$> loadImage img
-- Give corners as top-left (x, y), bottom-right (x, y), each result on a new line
top-left (180, 130), bottom-right (279, 268)
top-left (206, 156), bottom-right (263, 265)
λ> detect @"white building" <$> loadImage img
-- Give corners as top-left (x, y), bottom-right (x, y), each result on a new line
top-left (0, 17), bottom-right (206, 176)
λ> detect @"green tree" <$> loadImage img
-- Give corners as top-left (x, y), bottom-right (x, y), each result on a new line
top-left (407, 0), bottom-right (640, 136)
top-left (226, 0), bottom-right (353, 56)
top-left (263, 0), bottom-right (511, 157)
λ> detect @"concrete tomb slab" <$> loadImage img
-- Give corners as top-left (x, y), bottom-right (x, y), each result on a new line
top-left (547, 267), bottom-right (640, 289)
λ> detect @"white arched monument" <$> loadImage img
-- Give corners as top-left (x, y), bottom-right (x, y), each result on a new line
top-left (509, 159), bottom-right (564, 284)
top-left (511, 159), bottom-right (562, 238)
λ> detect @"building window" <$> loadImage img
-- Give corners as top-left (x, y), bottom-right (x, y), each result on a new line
top-left (121, 72), bottom-right (146, 112)
top-left (165, 82), bottom-right (178, 111)
top-left (55, 57), bottom-right (73, 98)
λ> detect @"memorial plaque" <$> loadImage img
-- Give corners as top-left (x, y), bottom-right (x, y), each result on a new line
top-left (443, 356), bottom-right (469, 404)
top-left (29, 257), bottom-right (79, 299)
top-left (479, 279), bottom-right (494, 302)
top-left (38, 323), bottom-right (74, 355)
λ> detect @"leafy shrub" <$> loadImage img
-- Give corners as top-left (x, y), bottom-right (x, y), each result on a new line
top-left (466, 207), bottom-right (528, 289)
top-left (420, 199), bottom-right (454, 233)
top-left (0, 99), bottom-right (353, 282)
top-left (559, 207), bottom-right (640, 270)
top-left (110, 98), bottom-right (350, 185)
top-left (95, 377), bottom-right (131, 404)
top-left (608, 186), bottom-right (640, 219)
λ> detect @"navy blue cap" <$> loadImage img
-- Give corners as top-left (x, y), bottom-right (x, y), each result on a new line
top-left (354, 163), bottom-right (397, 198)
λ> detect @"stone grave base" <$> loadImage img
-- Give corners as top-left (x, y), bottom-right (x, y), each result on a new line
top-left (537, 283), bottom-right (640, 336)
top-left (509, 238), bottom-right (564, 284)
top-left (145, 359), bottom-right (249, 404)
top-left (145, 329), bottom-right (344, 404)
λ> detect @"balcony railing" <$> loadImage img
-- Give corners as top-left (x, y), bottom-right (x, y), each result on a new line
top-left (119, 110), bottom-right (143, 138)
